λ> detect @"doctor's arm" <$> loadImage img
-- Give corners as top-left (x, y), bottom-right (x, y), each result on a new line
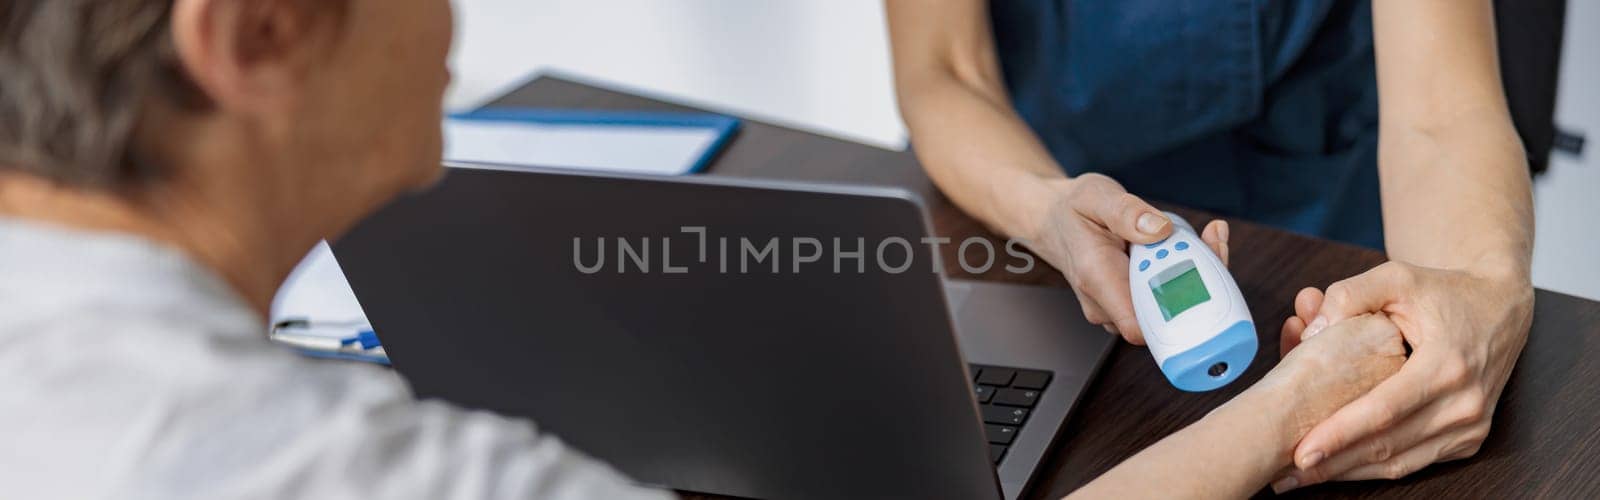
top-left (1277, 0), bottom-right (1536, 489)
top-left (883, 0), bottom-right (1228, 345)
top-left (1067, 315), bottom-right (1407, 499)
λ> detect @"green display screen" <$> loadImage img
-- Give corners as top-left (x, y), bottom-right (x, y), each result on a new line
top-left (1150, 260), bottom-right (1212, 321)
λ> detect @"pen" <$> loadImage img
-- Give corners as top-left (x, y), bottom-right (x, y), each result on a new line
top-left (270, 319), bottom-right (390, 365)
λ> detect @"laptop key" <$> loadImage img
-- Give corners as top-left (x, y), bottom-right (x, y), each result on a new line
top-left (989, 444), bottom-right (1008, 464)
top-left (981, 405), bottom-right (1029, 426)
top-left (1012, 370), bottom-right (1052, 390)
top-left (976, 368), bottom-right (1016, 386)
top-left (985, 424), bottom-right (1018, 445)
top-left (993, 388), bottom-right (1040, 407)
top-left (974, 385), bottom-right (997, 403)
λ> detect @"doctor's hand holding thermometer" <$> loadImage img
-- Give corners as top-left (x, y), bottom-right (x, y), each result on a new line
top-left (1012, 174), bottom-right (1233, 346)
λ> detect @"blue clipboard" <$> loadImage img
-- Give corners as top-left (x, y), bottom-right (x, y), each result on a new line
top-left (447, 107), bottom-right (742, 175)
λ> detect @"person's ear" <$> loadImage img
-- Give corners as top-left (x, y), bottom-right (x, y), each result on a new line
top-left (169, 0), bottom-right (326, 114)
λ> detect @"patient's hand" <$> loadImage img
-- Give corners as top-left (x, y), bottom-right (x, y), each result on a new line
top-left (1062, 314), bottom-right (1408, 500)
top-left (1255, 314), bottom-right (1408, 454)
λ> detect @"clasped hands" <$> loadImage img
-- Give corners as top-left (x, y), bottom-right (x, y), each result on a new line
top-left (1267, 260), bottom-right (1533, 492)
top-left (1022, 175), bottom-right (1534, 492)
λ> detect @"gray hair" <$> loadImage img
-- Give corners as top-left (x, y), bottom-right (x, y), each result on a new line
top-left (0, 0), bottom-right (213, 188)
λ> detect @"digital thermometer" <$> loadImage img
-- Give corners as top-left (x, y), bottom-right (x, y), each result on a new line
top-left (1128, 213), bottom-right (1255, 392)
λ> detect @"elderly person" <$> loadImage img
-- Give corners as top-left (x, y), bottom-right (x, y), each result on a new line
top-left (0, 1), bottom-right (668, 498)
top-left (0, 0), bottom-right (1413, 498)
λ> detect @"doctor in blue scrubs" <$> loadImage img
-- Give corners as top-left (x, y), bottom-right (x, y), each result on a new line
top-left (887, 0), bottom-right (1535, 492)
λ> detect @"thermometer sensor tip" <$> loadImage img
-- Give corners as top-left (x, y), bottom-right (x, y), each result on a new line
top-left (1207, 362), bottom-right (1228, 378)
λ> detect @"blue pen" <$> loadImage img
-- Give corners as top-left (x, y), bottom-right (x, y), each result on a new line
top-left (270, 319), bottom-right (390, 365)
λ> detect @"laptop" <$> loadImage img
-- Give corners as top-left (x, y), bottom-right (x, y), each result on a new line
top-left (332, 163), bottom-right (1116, 500)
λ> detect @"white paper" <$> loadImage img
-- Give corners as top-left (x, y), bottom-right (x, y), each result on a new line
top-left (443, 119), bottom-right (719, 175)
top-left (269, 241), bottom-right (370, 338)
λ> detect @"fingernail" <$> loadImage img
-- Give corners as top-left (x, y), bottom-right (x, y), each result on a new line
top-left (1271, 476), bottom-right (1300, 494)
top-left (1137, 213), bottom-right (1168, 235)
top-left (1218, 221), bottom-right (1230, 243)
top-left (1300, 450), bottom-right (1325, 469)
top-left (1303, 317), bottom-right (1328, 339)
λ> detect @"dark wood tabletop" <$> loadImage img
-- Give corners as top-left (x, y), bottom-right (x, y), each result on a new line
top-left (489, 75), bottom-right (1600, 499)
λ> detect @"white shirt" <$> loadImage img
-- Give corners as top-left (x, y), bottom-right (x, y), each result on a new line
top-left (0, 219), bottom-right (672, 500)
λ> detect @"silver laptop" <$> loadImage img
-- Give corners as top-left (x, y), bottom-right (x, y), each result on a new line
top-left (333, 163), bottom-right (1116, 499)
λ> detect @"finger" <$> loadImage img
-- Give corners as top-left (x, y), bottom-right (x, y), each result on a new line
top-left (1074, 249), bottom-right (1145, 345)
top-left (1072, 179), bottom-right (1172, 245)
top-left (1294, 350), bottom-right (1448, 469)
top-left (1329, 430), bottom-right (1461, 482)
top-left (1267, 465), bottom-right (1299, 494)
top-left (1281, 315), bottom-right (1306, 357)
top-left (1305, 264), bottom-right (1407, 338)
top-left (1280, 287), bottom-right (1322, 356)
top-left (1295, 287), bottom-right (1324, 324)
top-left (1201, 220), bottom-right (1230, 267)
top-left (1071, 286), bottom-right (1112, 327)
top-left (1276, 431), bottom-right (1454, 493)
top-left (1290, 397), bottom-right (1457, 487)
top-left (1292, 287), bottom-right (1326, 346)
top-left (1107, 300), bottom-right (1143, 344)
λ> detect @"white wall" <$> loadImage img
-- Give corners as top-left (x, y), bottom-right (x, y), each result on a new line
top-left (446, 0), bottom-right (1598, 300)
top-left (1530, 1), bottom-right (1600, 301)
top-left (447, 0), bottom-right (903, 149)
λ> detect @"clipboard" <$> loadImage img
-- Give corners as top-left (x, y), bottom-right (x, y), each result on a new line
top-left (444, 107), bottom-right (742, 175)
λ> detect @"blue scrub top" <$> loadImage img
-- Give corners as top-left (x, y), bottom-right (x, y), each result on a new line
top-left (990, 0), bottom-right (1383, 248)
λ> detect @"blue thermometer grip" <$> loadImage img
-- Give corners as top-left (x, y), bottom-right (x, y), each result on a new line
top-left (1160, 321), bottom-right (1256, 392)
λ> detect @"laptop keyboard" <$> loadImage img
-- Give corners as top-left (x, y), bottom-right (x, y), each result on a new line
top-left (968, 364), bottom-right (1053, 465)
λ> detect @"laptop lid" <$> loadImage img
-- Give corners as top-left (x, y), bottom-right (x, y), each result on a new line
top-left (333, 164), bottom-right (1001, 499)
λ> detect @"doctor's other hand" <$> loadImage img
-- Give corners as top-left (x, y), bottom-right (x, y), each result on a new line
top-left (1022, 173), bottom-right (1230, 344)
top-left (1276, 261), bottom-right (1534, 490)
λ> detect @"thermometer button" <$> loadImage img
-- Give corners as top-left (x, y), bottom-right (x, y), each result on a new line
top-left (1138, 260), bottom-right (1151, 272)
top-left (1156, 249), bottom-right (1170, 260)
top-left (1175, 241), bottom-right (1190, 251)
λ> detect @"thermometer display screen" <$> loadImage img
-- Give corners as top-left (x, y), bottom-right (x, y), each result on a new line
top-left (1150, 260), bottom-right (1212, 321)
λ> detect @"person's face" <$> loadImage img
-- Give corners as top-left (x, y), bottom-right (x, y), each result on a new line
top-left (294, 0), bottom-right (455, 204)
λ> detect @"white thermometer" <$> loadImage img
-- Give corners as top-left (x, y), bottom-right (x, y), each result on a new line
top-left (1128, 212), bottom-right (1255, 392)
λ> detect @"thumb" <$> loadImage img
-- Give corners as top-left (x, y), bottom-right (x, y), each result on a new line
top-left (1082, 190), bottom-right (1172, 245)
top-left (1303, 264), bottom-right (1405, 340)
top-left (1201, 220), bottom-right (1229, 267)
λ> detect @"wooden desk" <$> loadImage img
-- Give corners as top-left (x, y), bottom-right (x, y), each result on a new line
top-left (489, 76), bottom-right (1600, 499)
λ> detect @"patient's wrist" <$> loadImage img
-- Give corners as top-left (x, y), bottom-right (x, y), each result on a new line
top-left (1229, 371), bottom-right (1311, 464)
top-left (1241, 318), bottom-right (1407, 463)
